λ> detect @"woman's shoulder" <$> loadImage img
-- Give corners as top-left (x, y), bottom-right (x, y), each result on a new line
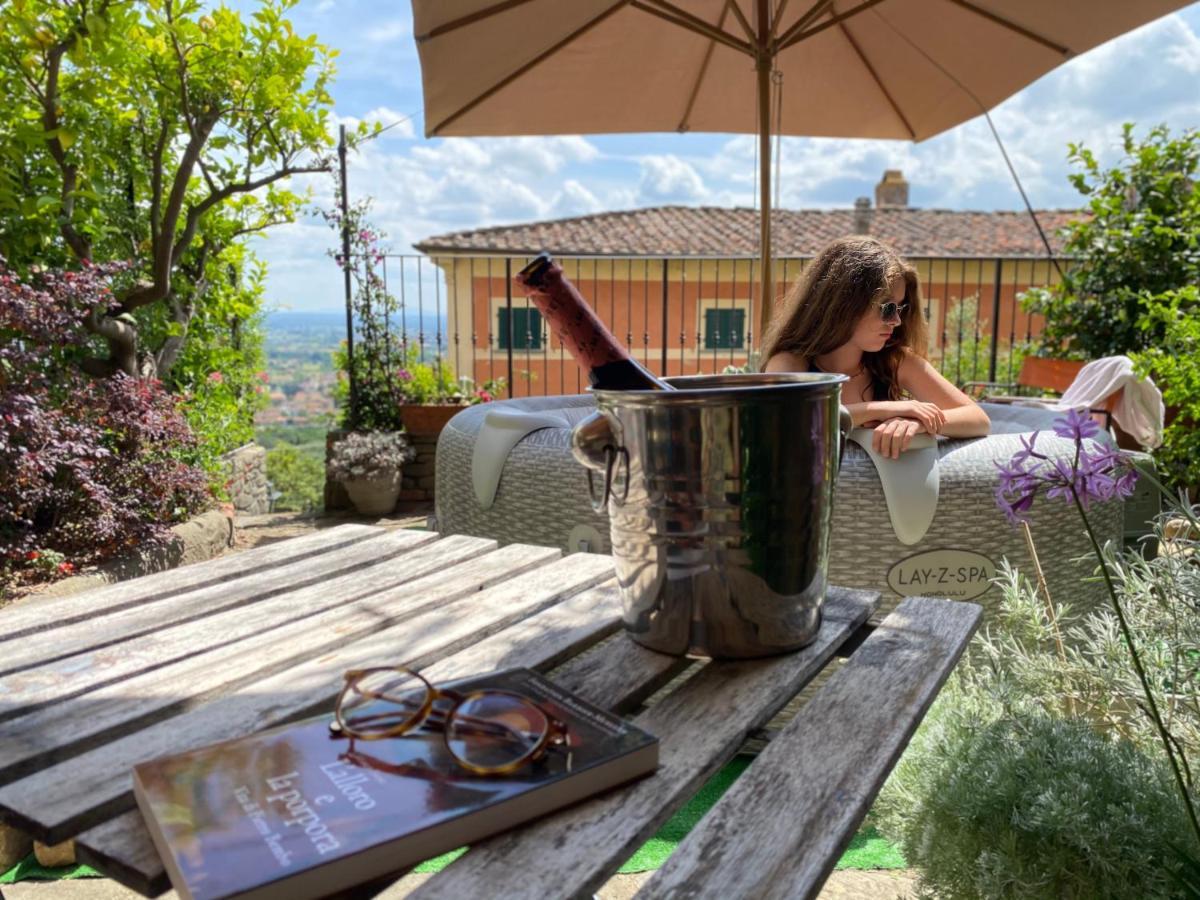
top-left (764, 350), bottom-right (809, 373)
top-left (895, 346), bottom-right (933, 375)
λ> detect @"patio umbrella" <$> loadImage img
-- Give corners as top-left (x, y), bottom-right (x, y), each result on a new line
top-left (411, 0), bottom-right (1192, 341)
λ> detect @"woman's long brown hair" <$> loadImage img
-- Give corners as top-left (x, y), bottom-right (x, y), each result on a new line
top-left (758, 236), bottom-right (929, 401)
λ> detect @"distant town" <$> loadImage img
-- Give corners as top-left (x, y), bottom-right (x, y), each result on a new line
top-left (256, 312), bottom-right (344, 430)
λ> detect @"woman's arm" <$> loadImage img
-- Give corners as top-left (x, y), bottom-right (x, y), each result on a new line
top-left (898, 352), bottom-right (990, 438)
top-left (766, 352), bottom-right (954, 431)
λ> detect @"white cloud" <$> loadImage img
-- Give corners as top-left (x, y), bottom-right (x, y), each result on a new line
top-left (364, 18), bottom-right (409, 43)
top-left (637, 155), bottom-right (707, 203)
top-left (315, 0), bottom-right (335, 12)
top-left (554, 179), bottom-right (604, 216)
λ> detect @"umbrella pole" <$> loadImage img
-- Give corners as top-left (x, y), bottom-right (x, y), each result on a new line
top-left (755, 2), bottom-right (774, 353)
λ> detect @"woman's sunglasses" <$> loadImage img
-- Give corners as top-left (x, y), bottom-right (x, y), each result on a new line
top-left (329, 666), bottom-right (571, 775)
top-left (878, 301), bottom-right (909, 322)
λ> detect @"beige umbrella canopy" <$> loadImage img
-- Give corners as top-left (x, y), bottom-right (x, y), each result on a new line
top-left (412, 0), bottom-right (1192, 339)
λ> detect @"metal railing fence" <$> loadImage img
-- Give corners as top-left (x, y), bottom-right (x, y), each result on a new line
top-left (341, 252), bottom-right (1065, 402)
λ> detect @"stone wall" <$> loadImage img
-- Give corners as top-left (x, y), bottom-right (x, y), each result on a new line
top-left (26, 509), bottom-right (234, 600)
top-left (400, 433), bottom-right (438, 503)
top-left (222, 443), bottom-right (269, 515)
top-left (325, 430), bottom-right (439, 512)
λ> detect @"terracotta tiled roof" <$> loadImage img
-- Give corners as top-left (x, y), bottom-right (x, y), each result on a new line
top-left (415, 206), bottom-right (1079, 258)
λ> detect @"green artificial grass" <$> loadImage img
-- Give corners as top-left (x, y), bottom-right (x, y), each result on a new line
top-left (0, 856), bottom-right (100, 883)
top-left (414, 754), bottom-right (906, 875)
top-left (2, 756), bottom-right (905, 884)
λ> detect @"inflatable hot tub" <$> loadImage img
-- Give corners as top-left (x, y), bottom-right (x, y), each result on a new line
top-left (435, 396), bottom-right (1124, 619)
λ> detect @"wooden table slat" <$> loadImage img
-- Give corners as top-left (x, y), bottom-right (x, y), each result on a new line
top-left (77, 570), bottom-right (629, 897)
top-left (0, 533), bottom-right (489, 722)
top-left (0, 543), bottom-right (563, 786)
top-left (0, 529), bottom-right (438, 678)
top-left (408, 587), bottom-right (880, 900)
top-left (548, 635), bottom-right (694, 717)
top-left (0, 523), bottom-right (383, 643)
top-left (638, 597), bottom-right (982, 900)
top-left (0, 552), bottom-right (617, 844)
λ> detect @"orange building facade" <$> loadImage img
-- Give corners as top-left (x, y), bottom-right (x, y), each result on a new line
top-left (417, 178), bottom-right (1074, 398)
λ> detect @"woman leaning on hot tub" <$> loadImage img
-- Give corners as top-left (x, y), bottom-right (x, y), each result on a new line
top-left (761, 235), bottom-right (990, 457)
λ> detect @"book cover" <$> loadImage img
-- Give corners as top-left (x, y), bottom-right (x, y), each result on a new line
top-left (132, 667), bottom-right (658, 900)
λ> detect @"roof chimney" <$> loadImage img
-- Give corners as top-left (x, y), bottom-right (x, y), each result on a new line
top-left (875, 169), bottom-right (909, 208)
top-left (853, 197), bottom-right (872, 234)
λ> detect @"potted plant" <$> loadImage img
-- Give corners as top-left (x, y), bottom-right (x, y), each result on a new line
top-left (396, 357), bottom-right (506, 437)
top-left (327, 431), bottom-right (416, 516)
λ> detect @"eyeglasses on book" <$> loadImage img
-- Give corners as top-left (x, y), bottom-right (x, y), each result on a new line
top-left (328, 666), bottom-right (572, 775)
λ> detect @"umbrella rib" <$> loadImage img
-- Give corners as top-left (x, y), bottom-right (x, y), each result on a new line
top-left (726, 0), bottom-right (756, 43)
top-left (769, 0), bottom-right (792, 42)
top-left (427, 0), bottom-right (632, 135)
top-left (414, 0), bottom-right (537, 43)
top-left (774, 0), bottom-right (833, 49)
top-left (837, 21), bottom-right (915, 140)
top-left (679, 4), bottom-right (735, 132)
top-left (778, 0), bottom-right (889, 51)
top-left (945, 0), bottom-right (1069, 56)
top-left (633, 0), bottom-right (755, 55)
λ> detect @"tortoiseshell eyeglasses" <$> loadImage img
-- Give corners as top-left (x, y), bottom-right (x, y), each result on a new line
top-left (328, 666), bottom-right (571, 776)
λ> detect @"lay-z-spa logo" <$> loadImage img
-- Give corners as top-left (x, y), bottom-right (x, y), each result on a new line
top-left (886, 549), bottom-right (998, 601)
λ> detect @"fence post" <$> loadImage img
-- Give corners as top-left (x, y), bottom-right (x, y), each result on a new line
top-left (338, 125), bottom-right (357, 429)
top-left (988, 257), bottom-right (1003, 384)
top-left (505, 258), bottom-right (514, 398)
top-left (660, 259), bottom-right (669, 377)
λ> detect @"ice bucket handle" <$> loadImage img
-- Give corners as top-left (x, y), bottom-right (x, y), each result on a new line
top-left (571, 410), bottom-right (629, 511)
top-left (837, 404), bottom-right (853, 473)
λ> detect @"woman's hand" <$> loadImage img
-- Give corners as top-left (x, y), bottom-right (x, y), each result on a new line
top-left (872, 417), bottom-right (923, 459)
top-left (884, 400), bottom-right (945, 435)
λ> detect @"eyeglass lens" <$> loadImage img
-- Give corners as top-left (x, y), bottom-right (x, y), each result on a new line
top-left (446, 692), bottom-right (550, 770)
top-left (880, 301), bottom-right (907, 320)
top-left (340, 668), bottom-right (429, 737)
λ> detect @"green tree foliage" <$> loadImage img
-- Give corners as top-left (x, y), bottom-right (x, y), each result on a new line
top-left (1024, 124), bottom-right (1200, 359)
top-left (1131, 287), bottom-right (1200, 492)
top-left (933, 293), bottom-right (1029, 389)
top-left (0, 0), bottom-right (348, 469)
top-left (265, 445), bottom-right (323, 513)
top-left (0, 0), bottom-right (340, 375)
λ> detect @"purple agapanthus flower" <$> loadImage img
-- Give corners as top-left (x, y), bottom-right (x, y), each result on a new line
top-left (1052, 407), bottom-right (1102, 441)
top-left (994, 415), bottom-right (1139, 525)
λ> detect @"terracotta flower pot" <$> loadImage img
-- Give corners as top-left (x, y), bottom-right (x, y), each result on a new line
top-left (342, 471), bottom-right (402, 517)
top-left (399, 403), bottom-right (466, 438)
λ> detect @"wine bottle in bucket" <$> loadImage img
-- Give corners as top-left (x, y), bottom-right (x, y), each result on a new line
top-left (516, 253), bottom-right (674, 391)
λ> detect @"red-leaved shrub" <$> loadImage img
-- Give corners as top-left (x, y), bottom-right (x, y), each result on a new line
top-left (1, 260), bottom-right (211, 590)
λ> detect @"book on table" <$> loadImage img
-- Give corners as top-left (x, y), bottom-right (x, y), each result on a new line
top-left (132, 666), bottom-right (658, 900)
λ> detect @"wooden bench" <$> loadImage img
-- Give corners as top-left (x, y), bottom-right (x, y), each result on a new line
top-left (0, 526), bottom-right (980, 899)
top-left (965, 356), bottom-right (1144, 448)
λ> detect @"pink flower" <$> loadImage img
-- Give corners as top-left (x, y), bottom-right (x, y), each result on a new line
top-left (58, 562), bottom-right (74, 574)
top-left (256, 370), bottom-right (270, 383)
top-left (208, 372), bottom-right (224, 384)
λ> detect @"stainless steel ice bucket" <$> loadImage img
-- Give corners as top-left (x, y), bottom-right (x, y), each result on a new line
top-left (572, 373), bottom-right (851, 659)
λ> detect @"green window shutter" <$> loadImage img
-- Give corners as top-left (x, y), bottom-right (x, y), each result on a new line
top-left (498, 307), bottom-right (544, 350)
top-left (727, 308), bottom-right (745, 349)
top-left (705, 308), bottom-right (746, 350)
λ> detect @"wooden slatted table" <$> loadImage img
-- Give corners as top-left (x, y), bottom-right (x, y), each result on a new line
top-left (0, 524), bottom-right (981, 899)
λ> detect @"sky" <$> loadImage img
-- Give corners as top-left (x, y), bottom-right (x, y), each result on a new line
top-left (232, 1), bottom-right (1200, 313)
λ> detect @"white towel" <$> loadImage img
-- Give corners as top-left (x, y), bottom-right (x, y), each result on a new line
top-left (1051, 356), bottom-right (1165, 449)
top-left (847, 428), bottom-right (940, 546)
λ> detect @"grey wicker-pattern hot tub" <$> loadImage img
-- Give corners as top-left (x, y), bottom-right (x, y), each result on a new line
top-left (435, 397), bottom-right (1123, 620)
